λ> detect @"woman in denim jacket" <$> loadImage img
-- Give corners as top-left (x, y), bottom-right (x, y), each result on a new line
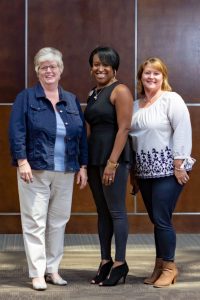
top-left (9, 47), bottom-right (88, 291)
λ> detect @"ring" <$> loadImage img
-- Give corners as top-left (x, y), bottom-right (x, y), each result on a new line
top-left (109, 178), bottom-right (112, 181)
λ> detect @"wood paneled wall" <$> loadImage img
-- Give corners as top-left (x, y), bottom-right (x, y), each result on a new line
top-left (0, 0), bottom-right (25, 101)
top-left (0, 0), bottom-right (199, 233)
top-left (28, 0), bottom-right (135, 100)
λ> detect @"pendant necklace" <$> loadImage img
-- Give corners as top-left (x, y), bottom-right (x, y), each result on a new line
top-left (93, 79), bottom-right (117, 100)
top-left (93, 87), bottom-right (104, 100)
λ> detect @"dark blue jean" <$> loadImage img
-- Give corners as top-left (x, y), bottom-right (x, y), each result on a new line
top-left (138, 176), bottom-right (183, 261)
top-left (88, 163), bottom-right (129, 261)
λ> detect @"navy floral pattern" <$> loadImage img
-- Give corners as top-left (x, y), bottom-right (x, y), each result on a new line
top-left (136, 146), bottom-right (174, 178)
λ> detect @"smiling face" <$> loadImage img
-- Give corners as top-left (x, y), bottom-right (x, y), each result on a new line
top-left (38, 60), bottom-right (61, 87)
top-left (91, 54), bottom-right (115, 88)
top-left (141, 63), bottom-right (163, 93)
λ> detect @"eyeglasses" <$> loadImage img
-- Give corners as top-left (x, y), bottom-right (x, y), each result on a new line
top-left (39, 65), bottom-right (58, 72)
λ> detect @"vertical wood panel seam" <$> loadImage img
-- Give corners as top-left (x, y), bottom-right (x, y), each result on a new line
top-left (134, 0), bottom-right (138, 101)
top-left (25, 0), bottom-right (28, 89)
top-left (134, 0), bottom-right (138, 213)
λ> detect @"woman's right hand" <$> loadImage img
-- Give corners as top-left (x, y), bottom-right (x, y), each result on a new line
top-left (130, 171), bottom-right (139, 195)
top-left (18, 160), bottom-right (33, 183)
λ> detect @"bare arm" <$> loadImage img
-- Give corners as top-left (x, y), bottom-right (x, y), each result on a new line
top-left (102, 84), bottom-right (133, 185)
top-left (86, 121), bottom-right (91, 138)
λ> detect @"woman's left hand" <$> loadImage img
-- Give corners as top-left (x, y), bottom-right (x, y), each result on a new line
top-left (102, 165), bottom-right (116, 186)
top-left (174, 169), bottom-right (190, 185)
top-left (76, 167), bottom-right (88, 189)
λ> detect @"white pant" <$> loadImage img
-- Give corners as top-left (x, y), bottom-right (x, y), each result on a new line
top-left (17, 170), bottom-right (75, 278)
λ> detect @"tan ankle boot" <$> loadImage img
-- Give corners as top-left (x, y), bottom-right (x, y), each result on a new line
top-left (153, 261), bottom-right (178, 288)
top-left (144, 258), bottom-right (163, 285)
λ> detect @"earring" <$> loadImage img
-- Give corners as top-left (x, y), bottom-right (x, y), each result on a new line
top-left (113, 70), bottom-right (117, 79)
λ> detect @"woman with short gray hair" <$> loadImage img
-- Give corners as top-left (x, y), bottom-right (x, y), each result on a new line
top-left (9, 47), bottom-right (88, 291)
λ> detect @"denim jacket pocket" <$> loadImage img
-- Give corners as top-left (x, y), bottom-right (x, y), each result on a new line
top-left (65, 108), bottom-right (83, 136)
top-left (28, 104), bottom-right (48, 129)
top-left (30, 104), bottom-right (47, 111)
top-left (65, 107), bottom-right (79, 115)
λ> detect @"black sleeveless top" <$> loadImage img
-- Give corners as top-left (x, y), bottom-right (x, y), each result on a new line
top-left (84, 81), bottom-right (133, 166)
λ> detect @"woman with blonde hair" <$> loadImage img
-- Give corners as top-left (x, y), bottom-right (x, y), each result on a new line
top-left (130, 57), bottom-right (195, 288)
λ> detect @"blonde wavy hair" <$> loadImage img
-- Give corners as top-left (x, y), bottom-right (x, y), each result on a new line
top-left (137, 57), bottom-right (172, 95)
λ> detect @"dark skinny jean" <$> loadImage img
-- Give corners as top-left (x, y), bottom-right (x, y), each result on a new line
top-left (138, 175), bottom-right (183, 261)
top-left (88, 163), bottom-right (129, 262)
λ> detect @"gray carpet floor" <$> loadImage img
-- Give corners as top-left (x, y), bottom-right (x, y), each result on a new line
top-left (0, 234), bottom-right (200, 300)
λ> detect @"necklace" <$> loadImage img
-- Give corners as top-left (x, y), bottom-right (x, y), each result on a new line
top-left (93, 87), bottom-right (104, 100)
top-left (93, 79), bottom-right (117, 100)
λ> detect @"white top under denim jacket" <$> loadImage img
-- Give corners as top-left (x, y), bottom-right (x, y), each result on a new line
top-left (129, 91), bottom-right (195, 178)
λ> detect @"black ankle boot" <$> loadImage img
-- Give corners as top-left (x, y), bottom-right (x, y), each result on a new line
top-left (99, 262), bottom-right (129, 286)
top-left (91, 259), bottom-right (113, 284)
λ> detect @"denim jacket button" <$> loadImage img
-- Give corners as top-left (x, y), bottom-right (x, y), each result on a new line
top-left (65, 122), bottom-right (68, 125)
top-left (60, 110), bottom-right (63, 113)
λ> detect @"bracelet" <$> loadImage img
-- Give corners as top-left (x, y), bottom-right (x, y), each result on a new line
top-left (18, 162), bottom-right (28, 167)
top-left (80, 165), bottom-right (87, 169)
top-left (107, 159), bottom-right (119, 169)
top-left (175, 167), bottom-right (185, 171)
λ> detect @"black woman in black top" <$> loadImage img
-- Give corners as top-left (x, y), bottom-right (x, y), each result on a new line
top-left (84, 46), bottom-right (133, 286)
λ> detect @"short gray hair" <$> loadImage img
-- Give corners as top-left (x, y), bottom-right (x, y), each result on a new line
top-left (34, 47), bottom-right (64, 74)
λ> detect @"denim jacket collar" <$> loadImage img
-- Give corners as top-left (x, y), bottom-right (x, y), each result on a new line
top-left (35, 82), bottom-right (69, 104)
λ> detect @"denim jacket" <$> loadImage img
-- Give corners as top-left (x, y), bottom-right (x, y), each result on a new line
top-left (9, 82), bottom-right (88, 172)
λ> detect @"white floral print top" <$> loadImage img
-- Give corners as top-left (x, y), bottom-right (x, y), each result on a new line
top-left (129, 92), bottom-right (195, 178)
